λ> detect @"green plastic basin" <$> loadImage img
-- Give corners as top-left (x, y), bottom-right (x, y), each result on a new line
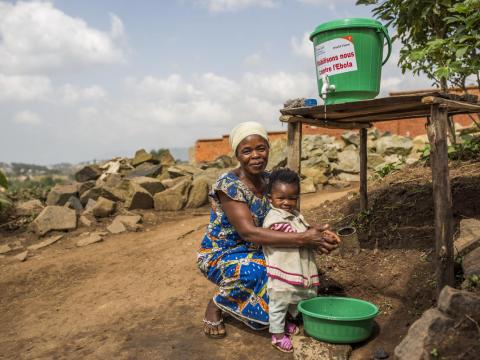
top-left (298, 296), bottom-right (378, 343)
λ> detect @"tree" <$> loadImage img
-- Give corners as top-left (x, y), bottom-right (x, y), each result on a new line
top-left (0, 170), bottom-right (7, 189)
top-left (357, 0), bottom-right (480, 91)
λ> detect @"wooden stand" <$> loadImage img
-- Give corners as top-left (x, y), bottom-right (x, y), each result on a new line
top-left (281, 92), bottom-right (480, 295)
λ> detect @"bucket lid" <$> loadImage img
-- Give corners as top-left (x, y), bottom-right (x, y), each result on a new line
top-left (310, 18), bottom-right (385, 41)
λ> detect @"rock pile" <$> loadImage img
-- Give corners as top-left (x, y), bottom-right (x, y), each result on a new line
top-left (20, 148), bottom-right (235, 237)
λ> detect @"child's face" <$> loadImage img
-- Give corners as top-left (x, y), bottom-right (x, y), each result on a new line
top-left (269, 182), bottom-right (299, 213)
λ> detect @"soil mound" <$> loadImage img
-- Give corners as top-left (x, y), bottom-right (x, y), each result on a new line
top-left (306, 160), bottom-right (480, 250)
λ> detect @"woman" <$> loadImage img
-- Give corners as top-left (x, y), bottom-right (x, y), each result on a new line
top-left (197, 121), bottom-right (339, 338)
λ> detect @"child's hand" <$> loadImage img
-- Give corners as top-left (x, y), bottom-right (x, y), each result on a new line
top-left (321, 230), bottom-right (341, 245)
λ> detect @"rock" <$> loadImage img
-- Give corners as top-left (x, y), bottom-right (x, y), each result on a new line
top-left (167, 164), bottom-right (203, 178)
top-left (79, 214), bottom-right (95, 227)
top-left (78, 181), bottom-right (95, 196)
top-left (75, 165), bottom-right (102, 182)
top-left (32, 206), bottom-right (77, 236)
top-left (132, 149), bottom-right (155, 167)
top-left (267, 139), bottom-right (287, 170)
top-left (373, 347), bottom-right (389, 359)
top-left (64, 196), bottom-right (83, 214)
top-left (0, 244), bottom-right (13, 254)
top-left (337, 150), bottom-right (360, 173)
top-left (454, 218), bottom-right (480, 256)
top-left (130, 176), bottom-right (165, 195)
top-left (96, 173), bottom-right (123, 188)
top-left (28, 235), bottom-right (63, 251)
top-left (152, 149), bottom-right (176, 166)
top-left (367, 153), bottom-right (386, 169)
top-left (79, 186), bottom-right (122, 206)
top-left (462, 247), bottom-right (480, 277)
top-left (394, 308), bottom-right (454, 360)
top-left (46, 184), bottom-right (79, 206)
top-left (337, 173), bottom-right (360, 182)
top-left (292, 336), bottom-right (352, 360)
top-left (91, 197), bottom-right (116, 218)
top-left (207, 155), bottom-right (236, 169)
top-left (376, 135), bottom-right (413, 156)
top-left (126, 163), bottom-right (162, 179)
top-left (328, 179), bottom-right (351, 189)
top-left (15, 199), bottom-right (44, 216)
top-left (161, 175), bottom-right (191, 189)
top-left (114, 215), bottom-right (142, 230)
top-left (302, 167), bottom-right (328, 185)
top-left (302, 153), bottom-right (330, 168)
top-left (154, 178), bottom-right (192, 211)
top-left (437, 286), bottom-right (480, 322)
top-left (186, 176), bottom-right (210, 208)
top-left (107, 219), bottom-right (127, 234)
top-left (15, 251), bottom-right (28, 262)
top-left (125, 183), bottom-right (153, 210)
top-left (76, 232), bottom-right (103, 247)
top-left (384, 154), bottom-right (402, 164)
top-left (341, 131), bottom-right (360, 146)
top-left (300, 177), bottom-right (316, 194)
top-left (84, 199), bottom-right (97, 211)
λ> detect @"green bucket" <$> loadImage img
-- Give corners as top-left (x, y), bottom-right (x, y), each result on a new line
top-left (298, 296), bottom-right (379, 344)
top-left (310, 18), bottom-right (392, 105)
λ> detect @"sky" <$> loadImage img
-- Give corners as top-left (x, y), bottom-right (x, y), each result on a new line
top-left (0, 0), bottom-right (435, 165)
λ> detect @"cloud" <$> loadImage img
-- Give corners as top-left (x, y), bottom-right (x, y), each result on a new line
top-left (60, 84), bottom-right (107, 104)
top-left (0, 73), bottom-right (52, 101)
top-left (13, 110), bottom-right (42, 125)
top-left (291, 32), bottom-right (313, 59)
top-left (193, 0), bottom-right (277, 13)
top-left (0, 1), bottom-right (126, 74)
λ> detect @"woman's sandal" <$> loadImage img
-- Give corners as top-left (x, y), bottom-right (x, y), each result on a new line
top-left (285, 321), bottom-right (300, 336)
top-left (271, 334), bottom-right (293, 353)
top-left (202, 318), bottom-right (226, 339)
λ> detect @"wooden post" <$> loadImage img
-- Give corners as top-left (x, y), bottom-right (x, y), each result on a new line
top-left (359, 128), bottom-right (368, 212)
top-left (287, 121), bottom-right (302, 173)
top-left (287, 121), bottom-right (302, 208)
top-left (426, 104), bottom-right (454, 296)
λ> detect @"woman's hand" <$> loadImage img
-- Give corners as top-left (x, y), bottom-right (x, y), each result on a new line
top-left (301, 225), bottom-right (341, 254)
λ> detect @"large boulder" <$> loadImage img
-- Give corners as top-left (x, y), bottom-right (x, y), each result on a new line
top-left (437, 286), bottom-right (480, 322)
top-left (336, 150), bottom-right (360, 173)
top-left (130, 176), bottom-right (165, 196)
top-left (32, 206), bottom-right (77, 236)
top-left (301, 153), bottom-right (330, 168)
top-left (15, 199), bottom-right (44, 217)
top-left (161, 175), bottom-right (191, 189)
top-left (79, 186), bottom-right (122, 206)
top-left (376, 135), bottom-right (413, 156)
top-left (394, 308), bottom-right (454, 360)
top-left (186, 176), bottom-right (210, 208)
top-left (367, 153), bottom-right (386, 169)
top-left (125, 183), bottom-right (154, 210)
top-left (337, 172), bottom-right (360, 182)
top-left (341, 131), bottom-right (360, 146)
top-left (75, 165), bottom-right (102, 182)
top-left (78, 181), bottom-right (95, 196)
top-left (46, 184), bottom-right (79, 206)
top-left (167, 164), bottom-right (203, 178)
top-left (154, 178), bottom-right (192, 211)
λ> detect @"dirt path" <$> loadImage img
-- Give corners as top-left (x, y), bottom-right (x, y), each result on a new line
top-left (0, 188), bottom-right (354, 360)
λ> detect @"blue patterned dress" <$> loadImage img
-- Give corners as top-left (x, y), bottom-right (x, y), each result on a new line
top-left (197, 171), bottom-right (270, 330)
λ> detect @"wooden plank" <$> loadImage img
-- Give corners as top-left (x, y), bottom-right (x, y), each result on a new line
top-left (286, 121), bottom-right (302, 174)
top-left (426, 104), bottom-right (455, 295)
top-left (279, 115), bottom-right (371, 129)
top-left (310, 110), bottom-right (431, 123)
top-left (286, 121), bottom-right (302, 209)
top-left (422, 96), bottom-right (480, 112)
top-left (359, 128), bottom-right (368, 212)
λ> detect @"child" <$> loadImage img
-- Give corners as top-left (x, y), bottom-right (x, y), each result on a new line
top-left (263, 168), bottom-right (320, 353)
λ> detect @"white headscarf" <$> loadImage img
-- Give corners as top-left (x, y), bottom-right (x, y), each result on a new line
top-left (229, 121), bottom-right (269, 153)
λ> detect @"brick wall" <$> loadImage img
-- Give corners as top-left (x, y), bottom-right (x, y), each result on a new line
top-left (194, 88), bottom-right (479, 163)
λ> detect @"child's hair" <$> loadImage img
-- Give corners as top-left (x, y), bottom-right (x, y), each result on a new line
top-left (267, 167), bottom-right (300, 194)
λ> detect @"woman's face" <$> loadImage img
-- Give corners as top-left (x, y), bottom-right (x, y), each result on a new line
top-left (235, 135), bottom-right (269, 175)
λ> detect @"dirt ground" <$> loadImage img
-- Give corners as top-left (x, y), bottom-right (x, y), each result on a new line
top-left (1, 189), bottom-right (364, 360)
